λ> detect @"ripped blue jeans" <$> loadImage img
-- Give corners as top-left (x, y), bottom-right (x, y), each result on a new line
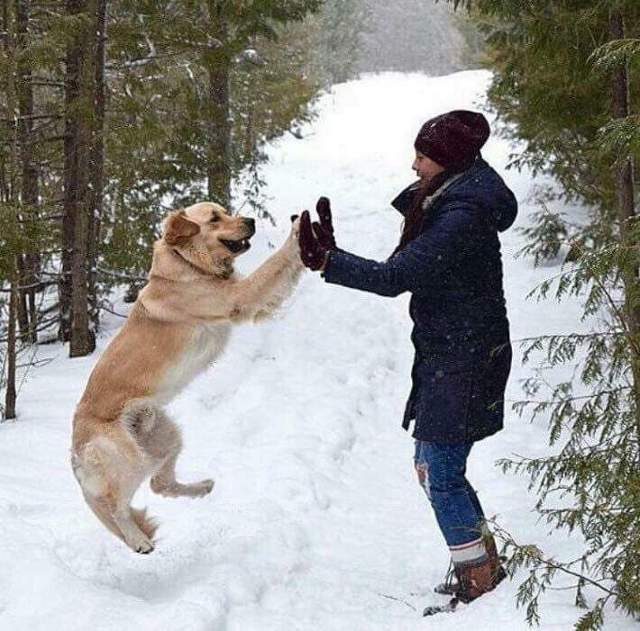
top-left (414, 440), bottom-right (488, 565)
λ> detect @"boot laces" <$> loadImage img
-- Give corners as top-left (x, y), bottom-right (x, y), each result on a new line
top-left (444, 559), bottom-right (456, 590)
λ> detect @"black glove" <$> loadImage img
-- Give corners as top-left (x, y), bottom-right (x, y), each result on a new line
top-left (311, 197), bottom-right (337, 250)
top-left (299, 210), bottom-right (329, 271)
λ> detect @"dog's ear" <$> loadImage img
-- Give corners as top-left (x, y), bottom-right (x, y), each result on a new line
top-left (164, 210), bottom-right (200, 246)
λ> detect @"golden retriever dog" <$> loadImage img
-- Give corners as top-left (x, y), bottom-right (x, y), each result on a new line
top-left (71, 202), bottom-right (303, 553)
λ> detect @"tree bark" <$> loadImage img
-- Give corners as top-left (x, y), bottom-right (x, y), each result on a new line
top-left (2, 3), bottom-right (19, 419)
top-left (609, 9), bottom-right (640, 460)
top-left (4, 275), bottom-right (18, 420)
top-left (63, 0), bottom-right (94, 356)
top-left (206, 1), bottom-right (232, 209)
top-left (16, 0), bottom-right (40, 344)
top-left (15, 254), bottom-right (30, 339)
top-left (87, 0), bottom-right (107, 330)
top-left (60, 9), bottom-right (75, 343)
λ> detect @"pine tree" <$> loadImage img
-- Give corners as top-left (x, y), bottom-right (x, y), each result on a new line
top-left (98, 0), bottom-right (323, 287)
top-left (311, 0), bottom-right (369, 84)
top-left (0, 0), bottom-right (55, 417)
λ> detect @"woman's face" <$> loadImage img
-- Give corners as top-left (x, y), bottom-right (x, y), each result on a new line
top-left (412, 151), bottom-right (445, 182)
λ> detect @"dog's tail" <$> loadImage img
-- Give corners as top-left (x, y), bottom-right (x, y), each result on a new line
top-left (121, 401), bottom-right (157, 441)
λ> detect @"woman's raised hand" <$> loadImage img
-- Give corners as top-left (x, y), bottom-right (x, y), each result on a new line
top-left (311, 197), bottom-right (337, 250)
top-left (298, 197), bottom-right (336, 271)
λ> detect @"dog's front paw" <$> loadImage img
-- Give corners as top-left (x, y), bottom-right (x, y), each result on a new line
top-left (286, 219), bottom-right (304, 264)
top-left (289, 216), bottom-right (301, 239)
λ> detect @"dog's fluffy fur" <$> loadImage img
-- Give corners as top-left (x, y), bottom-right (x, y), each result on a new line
top-left (71, 202), bottom-right (303, 553)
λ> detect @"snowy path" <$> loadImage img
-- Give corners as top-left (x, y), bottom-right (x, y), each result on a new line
top-left (0, 72), bottom-right (633, 630)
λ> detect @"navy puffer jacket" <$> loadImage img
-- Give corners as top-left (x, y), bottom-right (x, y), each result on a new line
top-left (323, 158), bottom-right (517, 443)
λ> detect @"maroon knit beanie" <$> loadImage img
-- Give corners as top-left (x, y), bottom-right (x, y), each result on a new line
top-left (414, 110), bottom-right (490, 171)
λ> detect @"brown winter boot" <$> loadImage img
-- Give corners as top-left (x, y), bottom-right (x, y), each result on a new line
top-left (483, 532), bottom-right (507, 588)
top-left (423, 556), bottom-right (501, 616)
top-left (455, 557), bottom-right (496, 603)
top-left (454, 538), bottom-right (509, 606)
top-left (433, 534), bottom-right (506, 596)
top-left (424, 534), bottom-right (508, 616)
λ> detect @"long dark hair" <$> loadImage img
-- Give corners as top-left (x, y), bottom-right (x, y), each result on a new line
top-left (392, 169), bottom-right (452, 256)
top-left (393, 155), bottom-right (479, 256)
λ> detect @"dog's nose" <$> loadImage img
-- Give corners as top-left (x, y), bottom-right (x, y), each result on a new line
top-left (244, 218), bottom-right (256, 233)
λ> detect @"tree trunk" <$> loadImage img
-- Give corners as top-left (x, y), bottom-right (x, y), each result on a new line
top-left (64, 0), bottom-right (94, 357)
top-left (2, 3), bottom-right (19, 419)
top-left (609, 9), bottom-right (640, 460)
top-left (206, 1), bottom-right (232, 209)
top-left (4, 275), bottom-right (18, 420)
top-left (87, 0), bottom-right (107, 330)
top-left (16, 0), bottom-right (40, 344)
top-left (15, 254), bottom-right (30, 339)
top-left (60, 29), bottom-right (75, 344)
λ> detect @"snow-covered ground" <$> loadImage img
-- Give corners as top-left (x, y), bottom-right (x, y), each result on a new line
top-left (0, 71), bottom-right (632, 631)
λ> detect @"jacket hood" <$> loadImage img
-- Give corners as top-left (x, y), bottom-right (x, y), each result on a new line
top-left (391, 159), bottom-right (518, 232)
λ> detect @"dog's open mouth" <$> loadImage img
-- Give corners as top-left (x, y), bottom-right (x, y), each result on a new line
top-left (220, 237), bottom-right (251, 254)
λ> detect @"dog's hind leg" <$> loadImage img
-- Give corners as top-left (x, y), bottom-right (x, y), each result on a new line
top-left (145, 411), bottom-right (214, 499)
top-left (73, 436), bottom-right (157, 553)
top-left (151, 450), bottom-right (215, 498)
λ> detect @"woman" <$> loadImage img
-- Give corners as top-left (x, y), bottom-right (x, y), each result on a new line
top-left (298, 110), bottom-right (517, 616)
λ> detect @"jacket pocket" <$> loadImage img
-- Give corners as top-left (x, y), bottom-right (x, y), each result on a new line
top-left (414, 361), bottom-right (474, 442)
top-left (467, 342), bottom-right (512, 439)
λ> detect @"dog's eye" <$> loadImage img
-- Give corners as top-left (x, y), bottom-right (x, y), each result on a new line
top-left (210, 215), bottom-right (220, 223)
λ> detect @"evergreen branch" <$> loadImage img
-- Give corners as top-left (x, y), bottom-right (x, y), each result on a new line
top-left (493, 524), bottom-right (618, 598)
top-left (0, 314), bottom-right (59, 344)
top-left (589, 38), bottom-right (640, 70)
top-left (105, 50), bottom-right (193, 72)
top-left (95, 266), bottom-right (146, 282)
top-left (510, 387), bottom-right (630, 406)
top-left (0, 279), bottom-right (56, 292)
top-left (98, 304), bottom-right (128, 319)
top-left (0, 114), bottom-right (63, 123)
top-left (513, 332), bottom-right (618, 344)
top-left (534, 205), bottom-right (640, 356)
